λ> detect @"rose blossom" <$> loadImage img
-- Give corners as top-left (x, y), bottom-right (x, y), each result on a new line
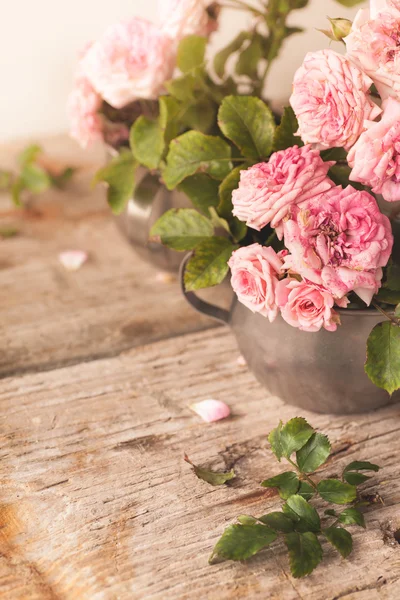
top-left (228, 244), bottom-right (283, 322)
top-left (276, 278), bottom-right (340, 333)
top-left (159, 0), bottom-right (219, 40)
top-left (345, 1), bottom-right (400, 102)
top-left (290, 49), bottom-right (381, 150)
top-left (67, 74), bottom-right (104, 148)
top-left (348, 97), bottom-right (400, 202)
top-left (81, 18), bottom-right (176, 109)
top-left (282, 186), bottom-right (393, 305)
top-left (231, 145), bottom-right (334, 236)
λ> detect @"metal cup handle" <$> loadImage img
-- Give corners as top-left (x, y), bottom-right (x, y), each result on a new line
top-left (179, 254), bottom-right (231, 325)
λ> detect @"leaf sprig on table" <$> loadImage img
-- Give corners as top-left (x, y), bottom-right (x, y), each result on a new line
top-left (200, 418), bottom-right (380, 578)
top-left (0, 144), bottom-right (75, 206)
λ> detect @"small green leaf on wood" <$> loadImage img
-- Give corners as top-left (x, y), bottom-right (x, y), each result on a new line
top-left (297, 481), bottom-right (315, 501)
top-left (343, 472), bottom-right (371, 485)
top-left (0, 226), bottom-right (19, 238)
top-left (365, 321), bottom-right (400, 395)
top-left (218, 95), bottom-right (275, 160)
top-left (162, 131), bottom-right (232, 190)
top-left (339, 507), bottom-right (366, 528)
top-left (130, 116), bottom-right (164, 170)
top-left (177, 35), bottom-right (207, 73)
top-left (317, 480), bottom-right (357, 504)
top-left (343, 461), bottom-right (380, 474)
top-left (283, 495), bottom-right (321, 532)
top-left (343, 461), bottom-right (380, 485)
top-left (268, 420), bottom-right (284, 461)
top-left (93, 149), bottom-right (136, 215)
top-left (285, 531), bottom-right (323, 578)
top-left (209, 524), bottom-right (277, 563)
top-left (324, 526), bottom-right (353, 558)
top-left (237, 515), bottom-right (257, 525)
top-left (184, 454), bottom-right (235, 486)
top-left (150, 208), bottom-right (214, 251)
top-left (259, 512), bottom-right (295, 532)
top-left (270, 417), bottom-right (315, 460)
top-left (20, 164), bottom-right (51, 193)
top-left (184, 237), bottom-right (236, 291)
top-left (296, 433), bottom-right (331, 473)
top-left (18, 144), bottom-right (42, 166)
top-left (273, 106), bottom-right (303, 152)
top-left (261, 471), bottom-right (300, 500)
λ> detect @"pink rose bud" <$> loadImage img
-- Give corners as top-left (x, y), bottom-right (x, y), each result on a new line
top-left (81, 18), bottom-right (176, 109)
top-left (276, 278), bottom-right (341, 333)
top-left (282, 186), bottom-right (393, 306)
top-left (231, 145), bottom-right (334, 235)
top-left (348, 97), bottom-right (400, 202)
top-left (290, 49), bottom-right (381, 150)
top-left (345, 1), bottom-right (400, 102)
top-left (228, 244), bottom-right (284, 322)
top-left (190, 399), bottom-right (230, 422)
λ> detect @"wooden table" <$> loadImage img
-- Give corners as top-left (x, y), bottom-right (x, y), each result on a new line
top-left (0, 137), bottom-right (399, 600)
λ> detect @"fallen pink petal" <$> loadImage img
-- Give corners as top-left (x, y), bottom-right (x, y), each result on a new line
top-left (155, 271), bottom-right (176, 284)
top-left (190, 399), bottom-right (231, 423)
top-left (58, 250), bottom-right (88, 271)
top-left (237, 355), bottom-right (247, 367)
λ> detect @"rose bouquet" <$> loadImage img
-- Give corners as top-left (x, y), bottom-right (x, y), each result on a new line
top-left (68, 0), bottom-right (351, 215)
top-left (151, 0), bottom-right (400, 400)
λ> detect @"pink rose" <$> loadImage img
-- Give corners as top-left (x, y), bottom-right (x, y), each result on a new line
top-left (345, 1), bottom-right (400, 102)
top-left (348, 97), bottom-right (400, 202)
top-left (67, 74), bottom-right (104, 148)
top-left (159, 0), bottom-right (218, 40)
top-left (231, 145), bottom-right (334, 237)
top-left (276, 279), bottom-right (340, 333)
top-left (81, 18), bottom-right (176, 109)
top-left (228, 244), bottom-right (283, 322)
top-left (282, 186), bottom-right (393, 305)
top-left (290, 50), bottom-right (381, 150)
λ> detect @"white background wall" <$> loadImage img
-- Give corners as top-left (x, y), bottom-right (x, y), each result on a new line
top-left (0, 0), bottom-right (361, 142)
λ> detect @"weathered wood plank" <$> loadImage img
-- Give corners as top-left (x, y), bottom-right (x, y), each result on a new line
top-left (0, 136), bottom-right (227, 376)
top-left (0, 327), bottom-right (399, 599)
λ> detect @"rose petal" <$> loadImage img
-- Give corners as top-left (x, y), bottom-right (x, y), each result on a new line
top-left (59, 250), bottom-right (88, 271)
top-left (189, 399), bottom-right (231, 423)
top-left (155, 271), bottom-right (176, 284)
top-left (236, 355), bottom-right (247, 367)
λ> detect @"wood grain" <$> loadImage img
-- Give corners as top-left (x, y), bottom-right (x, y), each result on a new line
top-left (0, 136), bottom-right (226, 377)
top-left (0, 327), bottom-right (399, 600)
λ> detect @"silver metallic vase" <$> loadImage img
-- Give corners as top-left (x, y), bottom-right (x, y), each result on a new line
top-left (180, 256), bottom-right (400, 415)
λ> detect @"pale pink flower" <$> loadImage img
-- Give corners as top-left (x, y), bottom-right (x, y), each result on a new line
top-left (189, 399), bottom-right (230, 422)
top-left (290, 50), bottom-right (381, 150)
top-left (231, 146), bottom-right (334, 236)
top-left (282, 186), bottom-right (393, 305)
top-left (160, 0), bottom-right (218, 40)
top-left (348, 97), bottom-right (400, 202)
top-left (276, 278), bottom-right (340, 333)
top-left (345, 1), bottom-right (400, 102)
top-left (58, 250), bottom-right (88, 271)
top-left (81, 18), bottom-right (176, 109)
top-left (67, 74), bottom-right (104, 148)
top-left (228, 244), bottom-right (283, 322)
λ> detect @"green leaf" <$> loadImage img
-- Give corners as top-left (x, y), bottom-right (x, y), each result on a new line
top-left (150, 208), bottom-right (213, 251)
top-left (218, 95), bottom-right (275, 160)
top-left (297, 482), bottom-right (315, 501)
top-left (235, 36), bottom-right (263, 79)
top-left (11, 178), bottom-right (24, 206)
top-left (343, 472), bottom-right (371, 485)
top-left (268, 420), bottom-right (284, 461)
top-left (218, 166), bottom-right (243, 219)
top-left (320, 147), bottom-right (347, 162)
top-left (159, 96), bottom-right (182, 146)
top-left (214, 31), bottom-right (249, 79)
top-left (178, 174), bottom-right (220, 216)
top-left (317, 479), bottom-right (357, 504)
top-left (384, 261), bottom-right (400, 292)
top-left (130, 116), bottom-right (164, 170)
top-left (365, 321), bottom-right (400, 395)
top-left (278, 417), bottom-right (315, 459)
top-left (166, 67), bottom-right (205, 101)
top-left (51, 167), bottom-right (75, 188)
top-left (237, 515), bottom-right (257, 525)
top-left (181, 97), bottom-right (217, 134)
top-left (285, 532), bottom-right (323, 578)
top-left (261, 471), bottom-right (300, 500)
top-left (184, 454), bottom-right (235, 486)
top-left (18, 144), bottom-right (42, 166)
top-left (209, 524), bottom-right (277, 563)
top-left (323, 526), bottom-right (353, 558)
top-left (283, 495), bottom-right (321, 532)
top-left (335, 0), bottom-right (365, 6)
top-left (93, 149), bottom-right (136, 215)
top-left (0, 170), bottom-right (12, 189)
top-left (162, 131), bottom-right (232, 190)
top-left (339, 507), bottom-right (366, 528)
top-left (375, 289), bottom-right (400, 305)
top-left (184, 237), bottom-right (236, 291)
top-left (324, 509), bottom-right (337, 517)
top-left (177, 35), bottom-right (207, 73)
top-left (20, 164), bottom-right (51, 193)
top-left (296, 433), bottom-right (331, 473)
top-left (259, 512), bottom-right (295, 532)
top-left (343, 461), bottom-right (380, 474)
top-left (273, 106), bottom-right (303, 152)
top-left (0, 226), bottom-right (19, 238)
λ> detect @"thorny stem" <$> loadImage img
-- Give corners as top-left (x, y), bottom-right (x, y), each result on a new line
top-left (371, 299), bottom-right (400, 326)
top-left (286, 457), bottom-right (318, 491)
